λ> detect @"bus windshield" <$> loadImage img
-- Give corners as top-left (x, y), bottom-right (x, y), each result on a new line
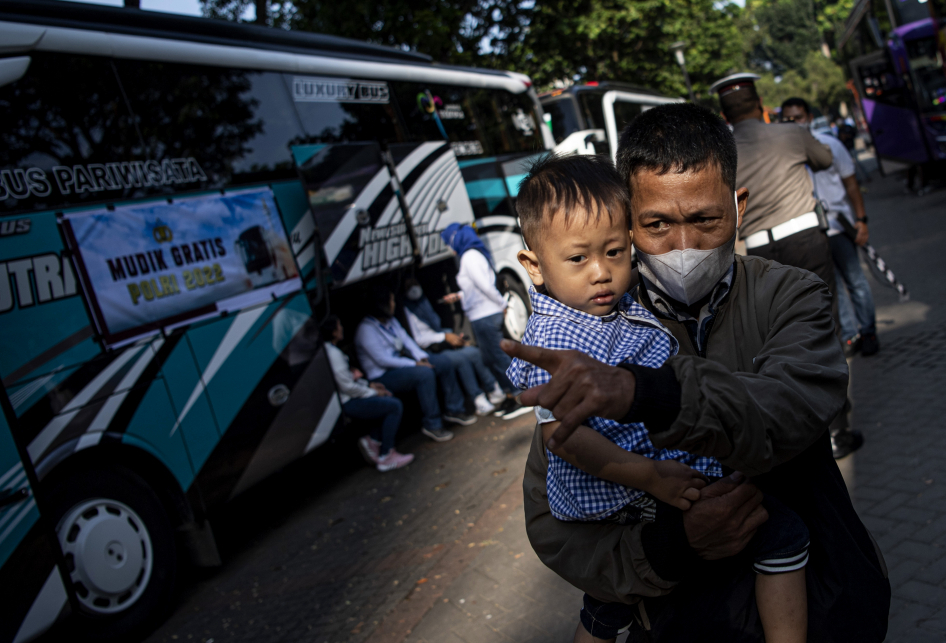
top-left (907, 36), bottom-right (946, 111)
top-left (542, 97), bottom-right (582, 144)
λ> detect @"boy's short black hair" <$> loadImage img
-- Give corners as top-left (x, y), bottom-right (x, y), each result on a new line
top-left (780, 97), bottom-right (811, 115)
top-left (616, 103), bottom-right (737, 199)
top-left (516, 153), bottom-right (630, 249)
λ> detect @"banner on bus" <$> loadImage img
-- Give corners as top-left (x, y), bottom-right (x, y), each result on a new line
top-left (62, 188), bottom-right (300, 347)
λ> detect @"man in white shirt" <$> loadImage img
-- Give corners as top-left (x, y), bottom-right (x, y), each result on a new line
top-left (321, 315), bottom-right (413, 472)
top-left (402, 279), bottom-right (507, 415)
top-left (781, 98), bottom-right (878, 358)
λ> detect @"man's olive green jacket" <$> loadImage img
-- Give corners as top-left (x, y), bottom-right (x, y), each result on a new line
top-left (522, 254), bottom-right (889, 640)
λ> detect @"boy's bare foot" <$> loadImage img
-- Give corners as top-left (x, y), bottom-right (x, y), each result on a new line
top-left (645, 460), bottom-right (708, 510)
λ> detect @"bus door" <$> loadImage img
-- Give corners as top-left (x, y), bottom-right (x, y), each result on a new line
top-left (0, 402), bottom-right (69, 643)
top-left (851, 50), bottom-right (931, 163)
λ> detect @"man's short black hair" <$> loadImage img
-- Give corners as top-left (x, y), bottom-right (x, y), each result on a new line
top-left (616, 103), bottom-right (737, 199)
top-left (781, 97), bottom-right (811, 115)
top-left (516, 153), bottom-right (630, 249)
top-left (319, 314), bottom-right (340, 343)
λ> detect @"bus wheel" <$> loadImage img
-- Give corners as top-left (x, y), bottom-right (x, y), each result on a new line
top-left (48, 468), bottom-right (177, 641)
top-left (502, 274), bottom-right (531, 341)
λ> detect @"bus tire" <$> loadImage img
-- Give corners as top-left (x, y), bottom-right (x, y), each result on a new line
top-left (46, 467), bottom-right (177, 642)
top-left (501, 272), bottom-right (531, 341)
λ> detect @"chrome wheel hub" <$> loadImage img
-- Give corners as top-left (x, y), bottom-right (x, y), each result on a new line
top-left (57, 498), bottom-right (153, 615)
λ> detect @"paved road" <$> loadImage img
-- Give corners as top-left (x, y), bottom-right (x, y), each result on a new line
top-left (143, 169), bottom-right (945, 643)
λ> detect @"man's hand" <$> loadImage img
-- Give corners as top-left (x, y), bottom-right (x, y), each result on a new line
top-left (683, 473), bottom-right (768, 560)
top-left (351, 368), bottom-right (364, 381)
top-left (441, 292), bottom-right (461, 304)
top-left (417, 358), bottom-right (433, 368)
top-left (855, 221), bottom-right (869, 246)
top-left (646, 460), bottom-right (708, 511)
top-left (445, 332), bottom-right (465, 348)
top-left (501, 339), bottom-right (636, 449)
top-left (369, 382), bottom-right (391, 397)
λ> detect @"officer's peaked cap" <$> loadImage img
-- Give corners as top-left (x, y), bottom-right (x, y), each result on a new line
top-left (709, 73), bottom-right (761, 97)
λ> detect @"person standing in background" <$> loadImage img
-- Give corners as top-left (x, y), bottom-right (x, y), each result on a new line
top-left (781, 98), bottom-right (879, 359)
top-left (321, 315), bottom-right (414, 472)
top-left (711, 74), bottom-right (836, 309)
top-left (712, 74), bottom-right (862, 459)
top-left (441, 223), bottom-right (531, 420)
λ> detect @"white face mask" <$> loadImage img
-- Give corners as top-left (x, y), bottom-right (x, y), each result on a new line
top-left (635, 192), bottom-right (739, 306)
top-left (406, 285), bottom-right (423, 301)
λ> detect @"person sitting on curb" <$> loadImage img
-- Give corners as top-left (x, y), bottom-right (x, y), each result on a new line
top-left (402, 278), bottom-right (507, 416)
top-left (321, 315), bottom-right (413, 472)
top-left (355, 287), bottom-right (465, 442)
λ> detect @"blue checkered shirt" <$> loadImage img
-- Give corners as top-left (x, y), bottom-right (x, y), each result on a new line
top-left (507, 288), bottom-right (722, 522)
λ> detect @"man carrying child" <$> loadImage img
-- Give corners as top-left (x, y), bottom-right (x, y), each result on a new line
top-left (505, 104), bottom-right (890, 641)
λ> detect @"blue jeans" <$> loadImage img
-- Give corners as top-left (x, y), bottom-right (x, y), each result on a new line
top-left (470, 313), bottom-right (515, 394)
top-left (373, 366), bottom-right (442, 430)
top-left (425, 352), bottom-right (467, 415)
top-left (342, 395), bottom-right (402, 456)
top-left (829, 233), bottom-right (876, 340)
top-left (437, 346), bottom-right (497, 398)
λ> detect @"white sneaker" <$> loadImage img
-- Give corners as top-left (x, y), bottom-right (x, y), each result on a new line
top-left (357, 436), bottom-right (381, 464)
top-left (487, 383), bottom-right (506, 406)
top-left (376, 449), bottom-right (414, 472)
top-left (474, 393), bottom-right (496, 416)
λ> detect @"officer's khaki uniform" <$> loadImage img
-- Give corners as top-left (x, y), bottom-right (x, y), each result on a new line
top-left (734, 118), bottom-right (838, 301)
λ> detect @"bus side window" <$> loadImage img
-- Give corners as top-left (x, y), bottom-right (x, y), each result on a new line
top-left (285, 74), bottom-right (405, 146)
top-left (113, 61), bottom-right (304, 190)
top-left (542, 97), bottom-right (582, 144)
top-left (0, 52), bottom-right (137, 214)
top-left (468, 89), bottom-right (544, 156)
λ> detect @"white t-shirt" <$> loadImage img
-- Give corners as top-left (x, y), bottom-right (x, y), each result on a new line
top-left (457, 250), bottom-right (506, 322)
top-left (811, 132), bottom-right (856, 237)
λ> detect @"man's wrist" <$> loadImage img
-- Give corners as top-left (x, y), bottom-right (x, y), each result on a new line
top-left (617, 363), bottom-right (682, 432)
top-left (641, 501), bottom-right (701, 581)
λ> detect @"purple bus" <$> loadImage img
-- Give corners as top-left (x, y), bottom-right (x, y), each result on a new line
top-left (843, 0), bottom-right (946, 167)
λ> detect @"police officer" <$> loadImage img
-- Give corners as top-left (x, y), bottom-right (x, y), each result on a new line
top-left (711, 73), bottom-right (861, 459)
top-left (710, 73), bottom-right (837, 303)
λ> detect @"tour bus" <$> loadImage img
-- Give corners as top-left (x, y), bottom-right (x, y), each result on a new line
top-left (841, 0), bottom-right (946, 168)
top-left (0, 2), bottom-right (552, 641)
top-left (539, 82), bottom-right (680, 160)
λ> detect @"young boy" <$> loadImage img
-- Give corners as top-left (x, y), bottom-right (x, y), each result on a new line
top-left (507, 154), bottom-right (810, 643)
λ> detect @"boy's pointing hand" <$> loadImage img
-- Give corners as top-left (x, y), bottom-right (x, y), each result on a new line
top-left (501, 339), bottom-right (637, 449)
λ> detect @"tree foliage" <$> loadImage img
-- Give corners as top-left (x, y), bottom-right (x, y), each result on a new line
top-left (755, 49), bottom-right (848, 113)
top-left (200, 0), bottom-right (858, 111)
top-left (505, 0), bottom-right (746, 97)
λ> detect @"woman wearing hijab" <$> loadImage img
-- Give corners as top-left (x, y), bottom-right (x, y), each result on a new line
top-left (441, 223), bottom-right (530, 419)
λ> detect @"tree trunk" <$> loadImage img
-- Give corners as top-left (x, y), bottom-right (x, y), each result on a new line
top-left (255, 0), bottom-right (267, 24)
top-left (124, 0), bottom-right (140, 7)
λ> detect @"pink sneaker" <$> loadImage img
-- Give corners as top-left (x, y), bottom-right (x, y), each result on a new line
top-left (376, 449), bottom-right (414, 472)
top-left (357, 436), bottom-right (381, 464)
